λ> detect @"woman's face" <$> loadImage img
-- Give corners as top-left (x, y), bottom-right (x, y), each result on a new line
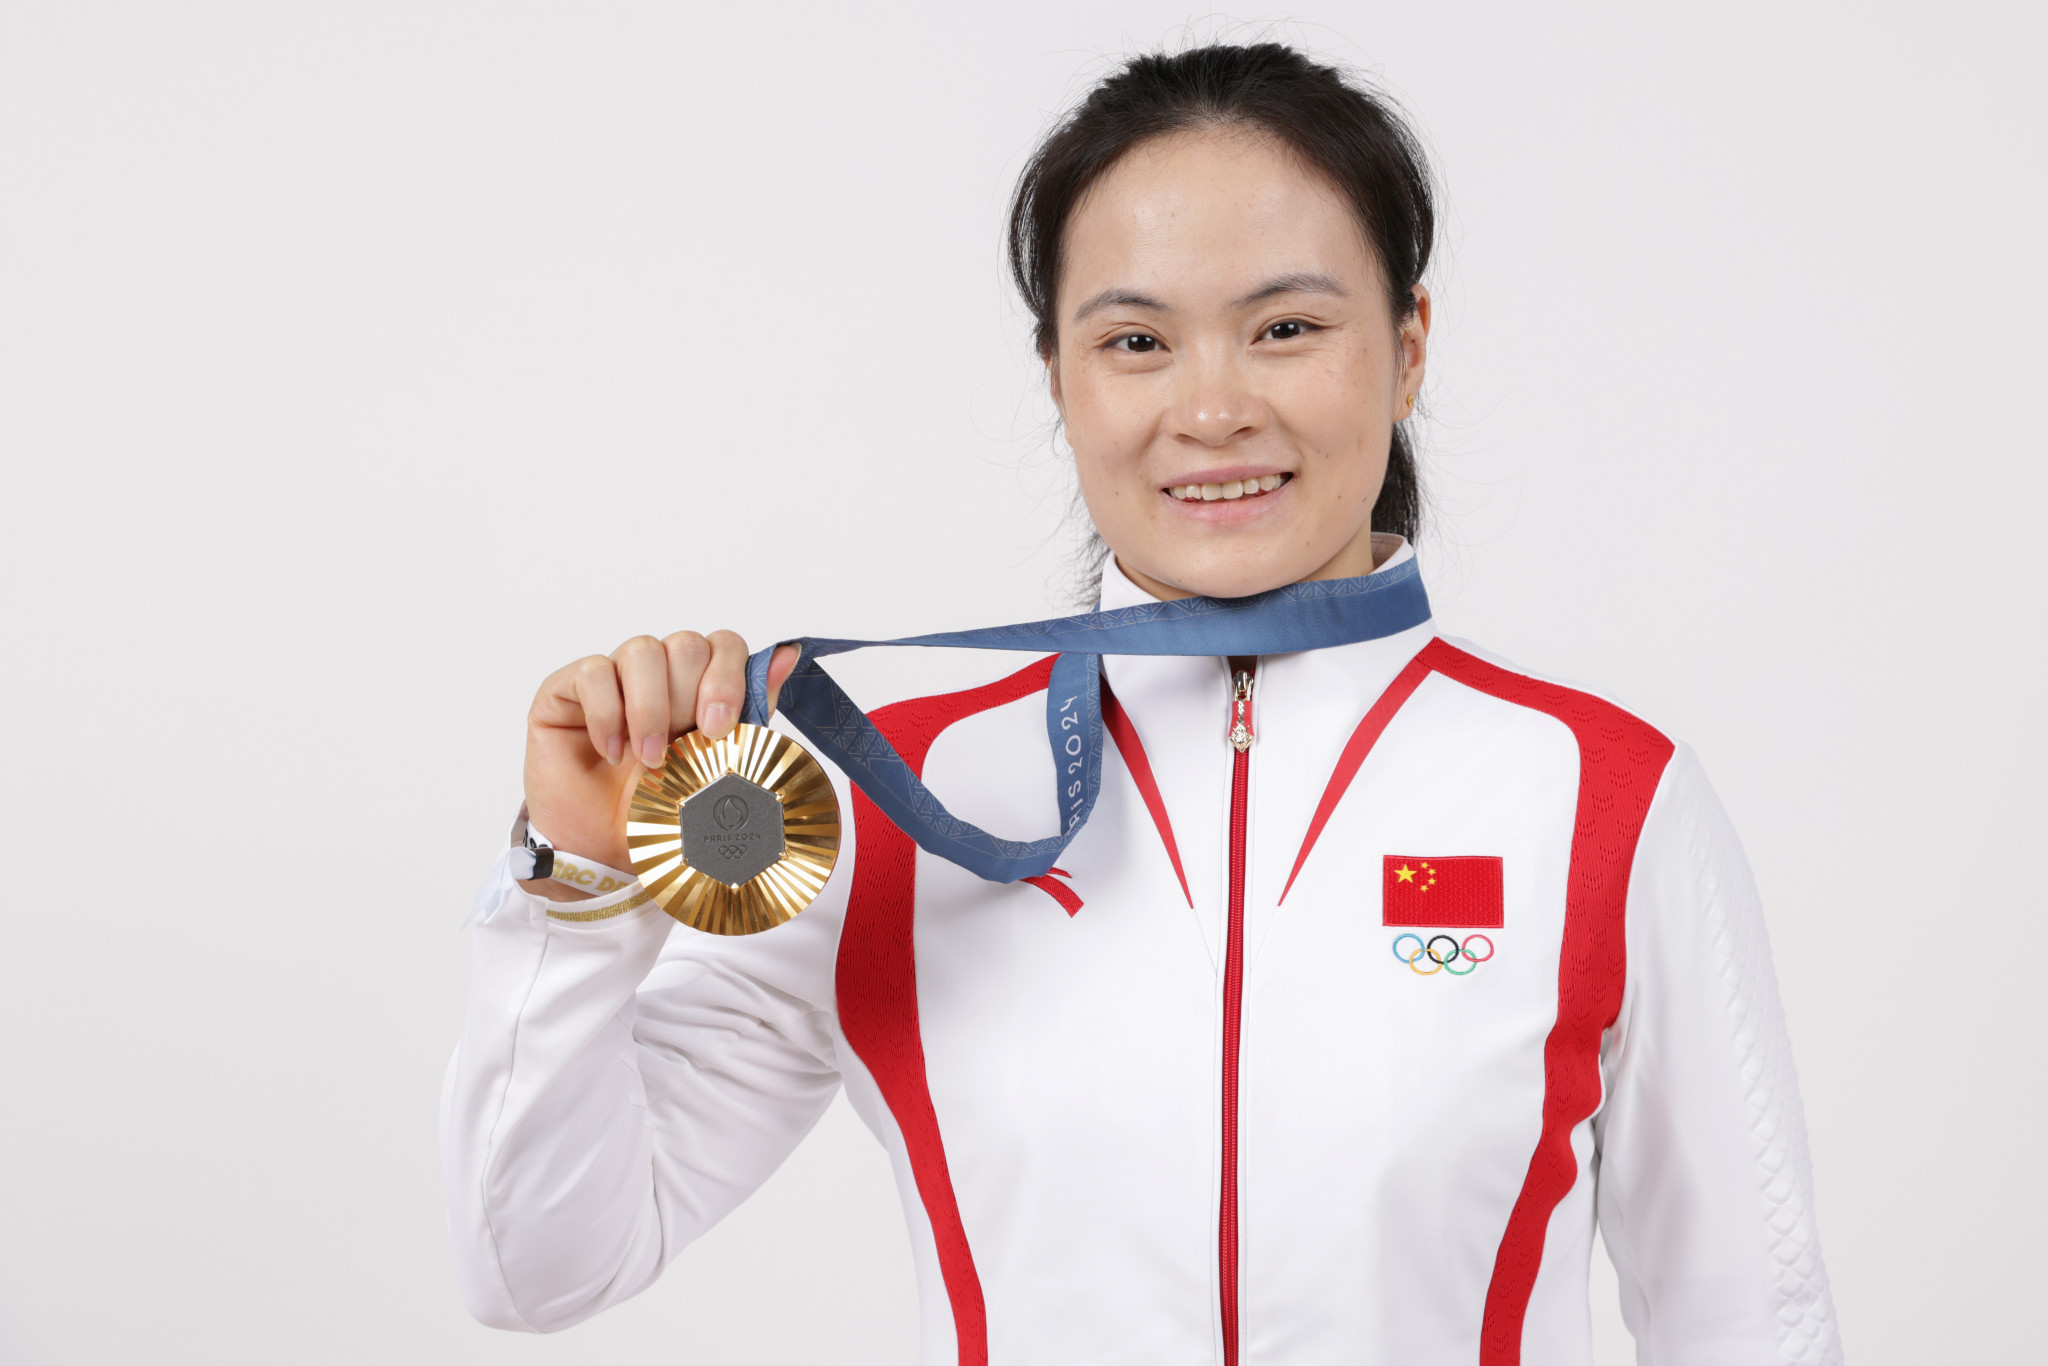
top-left (1050, 129), bottom-right (1429, 601)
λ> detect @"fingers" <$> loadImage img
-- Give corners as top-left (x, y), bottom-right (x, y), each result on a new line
top-left (662, 630), bottom-right (712, 744)
top-left (612, 635), bottom-right (672, 770)
top-left (568, 654), bottom-right (626, 765)
top-left (695, 630), bottom-right (750, 739)
top-left (535, 629), bottom-right (767, 772)
top-left (765, 643), bottom-right (800, 716)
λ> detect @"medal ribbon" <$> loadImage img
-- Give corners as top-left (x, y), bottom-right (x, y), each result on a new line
top-left (741, 559), bottom-right (1431, 883)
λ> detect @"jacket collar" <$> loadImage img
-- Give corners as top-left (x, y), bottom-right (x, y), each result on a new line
top-left (1091, 533), bottom-right (1437, 727)
top-left (1095, 533), bottom-right (1419, 613)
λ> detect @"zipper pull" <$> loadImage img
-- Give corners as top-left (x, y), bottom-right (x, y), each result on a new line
top-left (1229, 669), bottom-right (1256, 752)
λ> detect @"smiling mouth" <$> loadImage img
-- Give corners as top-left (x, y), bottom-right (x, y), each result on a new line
top-left (1166, 473), bottom-right (1292, 502)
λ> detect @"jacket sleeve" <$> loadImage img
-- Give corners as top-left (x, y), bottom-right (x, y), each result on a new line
top-left (1594, 743), bottom-right (1844, 1365)
top-left (439, 800), bottom-right (856, 1333)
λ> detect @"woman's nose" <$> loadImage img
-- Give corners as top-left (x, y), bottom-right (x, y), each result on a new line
top-left (1171, 355), bottom-right (1267, 447)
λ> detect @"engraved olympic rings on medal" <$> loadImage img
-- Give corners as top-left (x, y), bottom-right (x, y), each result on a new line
top-left (1390, 932), bottom-right (1495, 976)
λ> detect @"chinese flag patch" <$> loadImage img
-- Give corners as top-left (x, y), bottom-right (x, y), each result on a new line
top-left (1382, 855), bottom-right (1504, 928)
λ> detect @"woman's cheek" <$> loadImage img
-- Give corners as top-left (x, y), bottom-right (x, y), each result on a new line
top-left (1067, 421), bottom-right (1130, 516)
top-left (1296, 359), bottom-right (1388, 498)
top-left (1295, 355), bottom-right (1366, 447)
top-left (1070, 385), bottom-right (1152, 496)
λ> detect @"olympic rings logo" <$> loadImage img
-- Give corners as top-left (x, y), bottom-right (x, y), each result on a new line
top-left (1391, 932), bottom-right (1495, 976)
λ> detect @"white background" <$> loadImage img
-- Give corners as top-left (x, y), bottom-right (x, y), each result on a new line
top-left (2, 3), bottom-right (2041, 1362)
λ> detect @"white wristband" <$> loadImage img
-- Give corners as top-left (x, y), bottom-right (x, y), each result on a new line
top-left (468, 806), bottom-right (648, 930)
top-left (514, 812), bottom-right (640, 895)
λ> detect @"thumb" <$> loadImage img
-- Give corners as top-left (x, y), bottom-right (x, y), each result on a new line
top-left (764, 643), bottom-right (800, 716)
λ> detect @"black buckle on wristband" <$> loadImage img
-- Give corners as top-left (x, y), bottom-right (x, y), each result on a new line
top-left (524, 831), bottom-right (554, 880)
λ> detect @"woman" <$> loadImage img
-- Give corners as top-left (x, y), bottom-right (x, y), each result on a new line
top-left (442, 43), bottom-right (1841, 1365)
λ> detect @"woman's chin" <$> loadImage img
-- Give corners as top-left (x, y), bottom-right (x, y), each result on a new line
top-left (1113, 510), bottom-right (1385, 600)
top-left (1116, 547), bottom-right (1317, 602)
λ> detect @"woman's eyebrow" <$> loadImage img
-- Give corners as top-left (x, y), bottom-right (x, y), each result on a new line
top-left (1070, 287), bottom-right (1168, 323)
top-left (1233, 271), bottom-right (1348, 306)
top-left (1069, 272), bottom-right (1347, 324)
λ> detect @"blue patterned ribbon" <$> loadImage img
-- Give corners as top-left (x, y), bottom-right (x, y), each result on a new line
top-left (741, 559), bottom-right (1430, 883)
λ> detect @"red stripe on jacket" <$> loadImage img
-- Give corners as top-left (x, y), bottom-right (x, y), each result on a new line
top-left (1102, 678), bottom-right (1193, 908)
top-left (1279, 638), bottom-right (1673, 1363)
top-left (836, 656), bottom-right (1055, 1366)
top-left (834, 657), bottom-right (1188, 1361)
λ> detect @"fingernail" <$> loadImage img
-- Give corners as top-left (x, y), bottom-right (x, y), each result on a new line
top-left (605, 734), bottom-right (623, 765)
top-left (700, 703), bottom-right (732, 737)
top-left (640, 735), bottom-right (666, 769)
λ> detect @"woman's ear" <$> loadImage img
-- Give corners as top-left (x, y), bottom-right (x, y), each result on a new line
top-left (1397, 284), bottom-right (1431, 407)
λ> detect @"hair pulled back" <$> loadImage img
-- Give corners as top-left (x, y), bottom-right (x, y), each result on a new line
top-left (1007, 42), bottom-right (1435, 545)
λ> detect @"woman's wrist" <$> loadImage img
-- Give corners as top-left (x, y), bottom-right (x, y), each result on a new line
top-left (510, 809), bottom-right (640, 902)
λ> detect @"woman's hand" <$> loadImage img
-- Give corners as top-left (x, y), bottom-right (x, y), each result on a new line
top-left (523, 632), bottom-right (800, 875)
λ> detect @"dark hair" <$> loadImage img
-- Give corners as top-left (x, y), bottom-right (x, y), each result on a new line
top-left (1007, 42), bottom-right (1435, 561)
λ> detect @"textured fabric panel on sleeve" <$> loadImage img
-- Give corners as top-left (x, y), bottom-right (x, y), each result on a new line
top-left (1598, 745), bottom-right (1842, 1365)
top-left (444, 878), bottom-right (682, 1330)
top-left (630, 920), bottom-right (849, 1260)
top-left (442, 838), bottom-right (854, 1333)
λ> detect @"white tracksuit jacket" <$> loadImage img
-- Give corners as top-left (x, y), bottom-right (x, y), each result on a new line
top-left (442, 543), bottom-right (1842, 1365)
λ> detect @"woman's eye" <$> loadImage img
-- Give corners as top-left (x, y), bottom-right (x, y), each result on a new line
top-left (1264, 320), bottom-right (1311, 341)
top-left (1113, 334), bottom-right (1160, 353)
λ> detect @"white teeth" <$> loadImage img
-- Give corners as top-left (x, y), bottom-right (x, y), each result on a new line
top-left (1170, 474), bottom-right (1288, 501)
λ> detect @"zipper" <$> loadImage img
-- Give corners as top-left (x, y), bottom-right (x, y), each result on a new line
top-left (1220, 660), bottom-right (1255, 1366)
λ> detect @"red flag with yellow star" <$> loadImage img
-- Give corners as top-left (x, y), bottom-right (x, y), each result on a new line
top-left (1382, 855), bottom-right (1504, 928)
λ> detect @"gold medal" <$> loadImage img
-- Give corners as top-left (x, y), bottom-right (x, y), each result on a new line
top-left (625, 722), bottom-right (841, 935)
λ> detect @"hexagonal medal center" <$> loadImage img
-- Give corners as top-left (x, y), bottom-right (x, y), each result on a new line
top-left (679, 772), bottom-right (785, 886)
